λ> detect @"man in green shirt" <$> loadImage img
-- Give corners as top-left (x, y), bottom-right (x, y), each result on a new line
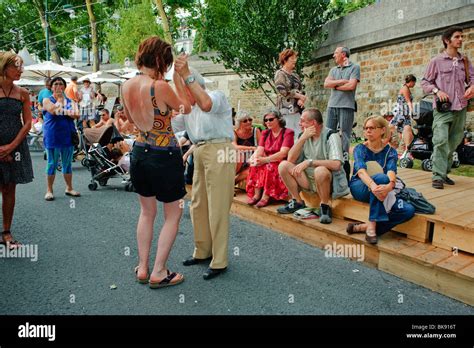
top-left (277, 108), bottom-right (347, 224)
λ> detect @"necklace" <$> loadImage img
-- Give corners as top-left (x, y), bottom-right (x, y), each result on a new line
top-left (0, 84), bottom-right (14, 98)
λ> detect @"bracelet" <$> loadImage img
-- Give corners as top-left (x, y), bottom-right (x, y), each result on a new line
top-left (368, 180), bottom-right (375, 191)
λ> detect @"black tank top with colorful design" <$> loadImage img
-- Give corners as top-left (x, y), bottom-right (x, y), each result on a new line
top-left (136, 83), bottom-right (178, 148)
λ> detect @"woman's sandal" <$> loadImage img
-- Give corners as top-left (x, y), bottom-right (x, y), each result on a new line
top-left (247, 197), bottom-right (260, 205)
top-left (65, 190), bottom-right (81, 197)
top-left (149, 270), bottom-right (184, 289)
top-left (44, 192), bottom-right (54, 201)
top-left (365, 229), bottom-right (378, 245)
top-left (1, 231), bottom-right (22, 250)
top-left (346, 222), bottom-right (365, 234)
top-left (256, 197), bottom-right (270, 208)
top-left (134, 266), bottom-right (149, 284)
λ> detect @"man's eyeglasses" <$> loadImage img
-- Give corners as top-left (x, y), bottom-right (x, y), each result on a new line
top-left (363, 126), bottom-right (382, 131)
top-left (264, 117), bottom-right (275, 123)
top-left (242, 119), bottom-right (252, 123)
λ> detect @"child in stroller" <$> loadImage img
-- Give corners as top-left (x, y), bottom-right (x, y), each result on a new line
top-left (399, 97), bottom-right (460, 171)
top-left (83, 124), bottom-right (133, 191)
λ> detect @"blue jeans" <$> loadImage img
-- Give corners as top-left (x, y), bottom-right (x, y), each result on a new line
top-left (350, 173), bottom-right (415, 235)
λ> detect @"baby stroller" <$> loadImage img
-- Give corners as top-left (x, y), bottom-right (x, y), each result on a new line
top-left (399, 96), bottom-right (460, 171)
top-left (83, 125), bottom-right (133, 192)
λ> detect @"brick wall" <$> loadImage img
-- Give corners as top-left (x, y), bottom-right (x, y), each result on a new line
top-left (227, 80), bottom-right (276, 121)
top-left (303, 27), bottom-right (474, 135)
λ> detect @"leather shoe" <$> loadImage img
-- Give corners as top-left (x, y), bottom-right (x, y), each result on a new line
top-left (444, 176), bottom-right (455, 185)
top-left (203, 267), bottom-right (227, 280)
top-left (182, 256), bottom-right (212, 266)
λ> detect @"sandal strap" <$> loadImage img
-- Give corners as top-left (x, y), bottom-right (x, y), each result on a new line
top-left (158, 270), bottom-right (178, 285)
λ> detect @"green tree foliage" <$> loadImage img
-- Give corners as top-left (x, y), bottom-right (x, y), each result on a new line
top-left (203, 0), bottom-right (334, 102)
top-left (330, 0), bottom-right (376, 17)
top-left (0, 0), bottom-right (77, 61)
top-left (104, 0), bottom-right (164, 65)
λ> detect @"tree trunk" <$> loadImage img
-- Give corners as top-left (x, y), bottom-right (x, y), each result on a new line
top-left (154, 0), bottom-right (173, 45)
top-left (32, 0), bottom-right (62, 64)
top-left (86, 0), bottom-right (100, 72)
top-left (197, 0), bottom-right (204, 53)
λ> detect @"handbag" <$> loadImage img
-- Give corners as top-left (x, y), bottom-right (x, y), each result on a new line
top-left (365, 145), bottom-right (390, 176)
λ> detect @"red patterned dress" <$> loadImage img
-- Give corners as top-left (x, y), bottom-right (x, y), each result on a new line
top-left (246, 127), bottom-right (294, 201)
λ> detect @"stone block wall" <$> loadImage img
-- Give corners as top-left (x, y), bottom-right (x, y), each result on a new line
top-left (227, 80), bottom-right (277, 121)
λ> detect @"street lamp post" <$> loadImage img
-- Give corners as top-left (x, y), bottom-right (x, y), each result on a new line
top-left (45, 0), bottom-right (49, 61)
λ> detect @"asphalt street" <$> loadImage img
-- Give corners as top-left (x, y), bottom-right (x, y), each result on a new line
top-left (1, 152), bottom-right (473, 315)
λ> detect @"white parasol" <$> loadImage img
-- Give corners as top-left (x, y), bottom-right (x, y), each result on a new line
top-left (23, 61), bottom-right (87, 79)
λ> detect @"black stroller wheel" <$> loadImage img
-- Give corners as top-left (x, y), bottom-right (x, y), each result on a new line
top-left (98, 179), bottom-right (108, 187)
top-left (81, 157), bottom-right (89, 168)
top-left (421, 159), bottom-right (433, 172)
top-left (88, 182), bottom-right (98, 191)
top-left (452, 153), bottom-right (461, 168)
top-left (125, 182), bottom-right (134, 192)
top-left (399, 158), bottom-right (413, 169)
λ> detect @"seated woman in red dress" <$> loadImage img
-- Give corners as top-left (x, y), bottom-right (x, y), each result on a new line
top-left (246, 110), bottom-right (294, 207)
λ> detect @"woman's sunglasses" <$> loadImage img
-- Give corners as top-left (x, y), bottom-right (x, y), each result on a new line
top-left (264, 117), bottom-right (275, 123)
top-left (363, 126), bottom-right (382, 131)
top-left (242, 118), bottom-right (253, 123)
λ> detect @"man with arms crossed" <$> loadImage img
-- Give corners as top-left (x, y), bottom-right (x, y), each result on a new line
top-left (324, 46), bottom-right (360, 180)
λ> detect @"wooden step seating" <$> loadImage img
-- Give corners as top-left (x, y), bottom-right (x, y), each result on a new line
top-left (231, 192), bottom-right (474, 306)
top-left (296, 168), bottom-right (474, 254)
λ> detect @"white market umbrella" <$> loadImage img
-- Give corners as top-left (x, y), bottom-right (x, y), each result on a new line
top-left (118, 65), bottom-right (213, 83)
top-left (14, 78), bottom-right (44, 86)
top-left (105, 67), bottom-right (137, 78)
top-left (23, 61), bottom-right (87, 79)
top-left (17, 47), bottom-right (36, 66)
top-left (119, 69), bottom-right (140, 79)
top-left (79, 71), bottom-right (125, 85)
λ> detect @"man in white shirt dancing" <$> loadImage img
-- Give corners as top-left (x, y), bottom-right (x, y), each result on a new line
top-left (174, 54), bottom-right (235, 280)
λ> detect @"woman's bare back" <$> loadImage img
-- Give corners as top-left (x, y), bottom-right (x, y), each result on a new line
top-left (122, 75), bottom-right (171, 132)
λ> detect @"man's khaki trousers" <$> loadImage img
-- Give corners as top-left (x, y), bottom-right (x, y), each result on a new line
top-left (191, 142), bottom-right (236, 269)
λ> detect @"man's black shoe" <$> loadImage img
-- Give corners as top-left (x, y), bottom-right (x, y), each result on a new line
top-left (444, 176), bottom-right (455, 185)
top-left (203, 267), bottom-right (227, 280)
top-left (277, 199), bottom-right (305, 214)
top-left (182, 256), bottom-right (212, 266)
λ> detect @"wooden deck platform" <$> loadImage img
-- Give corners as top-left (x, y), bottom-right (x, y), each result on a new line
top-left (230, 168), bottom-right (474, 306)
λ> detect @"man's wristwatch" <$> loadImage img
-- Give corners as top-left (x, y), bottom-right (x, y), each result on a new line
top-left (432, 87), bottom-right (439, 95)
top-left (307, 159), bottom-right (313, 167)
top-left (184, 74), bottom-right (196, 85)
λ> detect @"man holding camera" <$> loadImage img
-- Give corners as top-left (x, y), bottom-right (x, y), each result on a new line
top-left (421, 26), bottom-right (474, 189)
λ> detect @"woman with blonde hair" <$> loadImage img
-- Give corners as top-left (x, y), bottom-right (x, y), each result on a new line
top-left (347, 116), bottom-right (415, 244)
top-left (232, 110), bottom-right (261, 184)
top-left (0, 51), bottom-right (34, 249)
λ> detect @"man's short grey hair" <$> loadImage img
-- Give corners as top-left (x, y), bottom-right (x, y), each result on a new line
top-left (341, 47), bottom-right (350, 58)
top-left (235, 110), bottom-right (252, 128)
top-left (189, 67), bottom-right (206, 90)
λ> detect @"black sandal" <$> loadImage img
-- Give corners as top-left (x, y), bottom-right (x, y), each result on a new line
top-left (1, 231), bottom-right (22, 249)
top-left (149, 270), bottom-right (184, 289)
top-left (346, 222), bottom-right (364, 234)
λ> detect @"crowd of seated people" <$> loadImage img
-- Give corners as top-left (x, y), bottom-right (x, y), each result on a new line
top-left (222, 106), bottom-right (418, 244)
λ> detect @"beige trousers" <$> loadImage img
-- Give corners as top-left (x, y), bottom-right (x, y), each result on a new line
top-left (191, 142), bottom-right (236, 269)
